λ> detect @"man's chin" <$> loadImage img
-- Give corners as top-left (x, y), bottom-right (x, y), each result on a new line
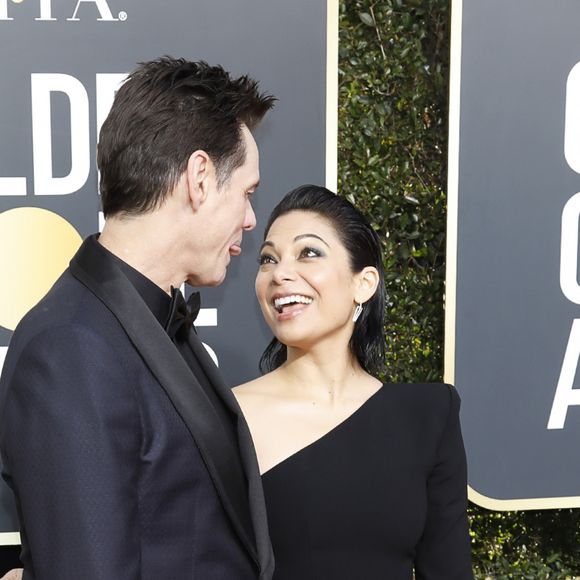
top-left (207, 275), bottom-right (226, 287)
top-left (189, 270), bottom-right (227, 288)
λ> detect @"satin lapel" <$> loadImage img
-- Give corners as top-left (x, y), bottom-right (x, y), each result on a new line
top-left (187, 333), bottom-right (242, 416)
top-left (69, 237), bottom-right (258, 564)
top-left (237, 413), bottom-right (275, 579)
top-left (189, 335), bottom-right (274, 578)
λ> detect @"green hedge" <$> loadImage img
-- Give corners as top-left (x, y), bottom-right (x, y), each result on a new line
top-left (337, 1), bottom-right (580, 577)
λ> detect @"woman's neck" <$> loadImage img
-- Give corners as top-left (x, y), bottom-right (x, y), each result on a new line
top-left (277, 347), bottom-right (371, 404)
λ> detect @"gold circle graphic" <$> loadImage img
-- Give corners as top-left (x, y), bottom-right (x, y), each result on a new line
top-left (0, 208), bottom-right (82, 331)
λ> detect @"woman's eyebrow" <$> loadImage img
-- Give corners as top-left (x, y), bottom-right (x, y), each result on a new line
top-left (259, 240), bottom-right (275, 252)
top-left (293, 233), bottom-right (330, 248)
top-left (259, 233), bottom-right (330, 252)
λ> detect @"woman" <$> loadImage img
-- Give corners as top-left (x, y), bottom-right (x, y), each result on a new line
top-left (234, 184), bottom-right (473, 579)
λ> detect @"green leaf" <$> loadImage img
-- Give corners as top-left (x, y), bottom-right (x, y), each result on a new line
top-left (358, 12), bottom-right (374, 27)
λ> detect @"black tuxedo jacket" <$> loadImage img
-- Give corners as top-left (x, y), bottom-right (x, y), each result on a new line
top-left (0, 236), bottom-right (274, 580)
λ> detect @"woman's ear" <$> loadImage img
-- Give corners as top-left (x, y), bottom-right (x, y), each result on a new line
top-left (354, 266), bottom-right (380, 304)
top-left (185, 149), bottom-right (212, 211)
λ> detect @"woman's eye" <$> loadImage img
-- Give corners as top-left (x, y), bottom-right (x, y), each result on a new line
top-left (300, 247), bottom-right (322, 259)
top-left (258, 254), bottom-right (276, 265)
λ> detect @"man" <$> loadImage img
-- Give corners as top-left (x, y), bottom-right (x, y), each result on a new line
top-left (0, 57), bottom-right (275, 579)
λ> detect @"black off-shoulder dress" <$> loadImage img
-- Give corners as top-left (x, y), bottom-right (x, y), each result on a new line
top-left (261, 383), bottom-right (473, 580)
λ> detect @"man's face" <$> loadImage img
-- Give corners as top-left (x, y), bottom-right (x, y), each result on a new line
top-left (188, 125), bottom-right (260, 287)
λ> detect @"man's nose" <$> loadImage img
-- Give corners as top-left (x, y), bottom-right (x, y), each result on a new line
top-left (243, 200), bottom-right (257, 231)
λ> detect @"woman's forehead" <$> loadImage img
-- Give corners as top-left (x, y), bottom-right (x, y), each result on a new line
top-left (267, 210), bottom-right (338, 239)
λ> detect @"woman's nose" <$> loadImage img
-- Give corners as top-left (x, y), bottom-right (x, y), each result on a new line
top-left (271, 259), bottom-right (296, 284)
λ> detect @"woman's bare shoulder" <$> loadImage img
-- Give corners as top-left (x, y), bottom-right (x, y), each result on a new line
top-left (233, 371), bottom-right (281, 404)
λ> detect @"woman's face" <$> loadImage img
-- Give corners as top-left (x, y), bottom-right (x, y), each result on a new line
top-left (255, 210), bottom-right (359, 352)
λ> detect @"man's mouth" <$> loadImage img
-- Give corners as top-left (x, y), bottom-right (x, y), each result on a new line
top-left (229, 243), bottom-right (242, 256)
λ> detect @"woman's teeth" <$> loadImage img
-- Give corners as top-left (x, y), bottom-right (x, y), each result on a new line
top-left (274, 295), bottom-right (313, 313)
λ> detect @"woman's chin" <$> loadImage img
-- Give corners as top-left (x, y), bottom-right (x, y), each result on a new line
top-left (274, 335), bottom-right (313, 353)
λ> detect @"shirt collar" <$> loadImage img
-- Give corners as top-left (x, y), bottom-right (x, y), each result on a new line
top-left (91, 235), bottom-right (172, 328)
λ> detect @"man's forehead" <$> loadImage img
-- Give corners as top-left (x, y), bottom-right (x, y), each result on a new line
top-left (241, 125), bottom-right (259, 155)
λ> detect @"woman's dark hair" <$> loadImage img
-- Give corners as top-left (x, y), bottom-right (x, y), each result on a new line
top-left (98, 56), bottom-right (275, 218)
top-left (259, 184), bottom-right (386, 376)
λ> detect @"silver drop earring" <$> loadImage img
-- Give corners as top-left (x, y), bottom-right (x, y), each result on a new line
top-left (352, 302), bottom-right (363, 322)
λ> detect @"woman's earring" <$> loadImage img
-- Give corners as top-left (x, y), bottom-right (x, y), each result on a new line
top-left (352, 302), bottom-right (363, 323)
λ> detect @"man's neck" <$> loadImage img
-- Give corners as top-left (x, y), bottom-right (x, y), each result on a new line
top-left (99, 215), bottom-right (185, 294)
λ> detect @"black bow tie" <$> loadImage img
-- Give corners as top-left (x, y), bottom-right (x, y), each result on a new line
top-left (164, 287), bottom-right (201, 340)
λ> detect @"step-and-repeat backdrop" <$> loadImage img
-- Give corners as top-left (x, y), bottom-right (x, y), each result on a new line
top-left (0, 0), bottom-right (337, 543)
top-left (447, 0), bottom-right (580, 509)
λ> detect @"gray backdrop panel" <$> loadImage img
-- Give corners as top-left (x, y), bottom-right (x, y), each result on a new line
top-left (455, 0), bottom-right (580, 503)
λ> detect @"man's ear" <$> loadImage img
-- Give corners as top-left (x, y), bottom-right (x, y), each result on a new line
top-left (185, 150), bottom-right (212, 211)
top-left (354, 266), bottom-right (380, 304)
